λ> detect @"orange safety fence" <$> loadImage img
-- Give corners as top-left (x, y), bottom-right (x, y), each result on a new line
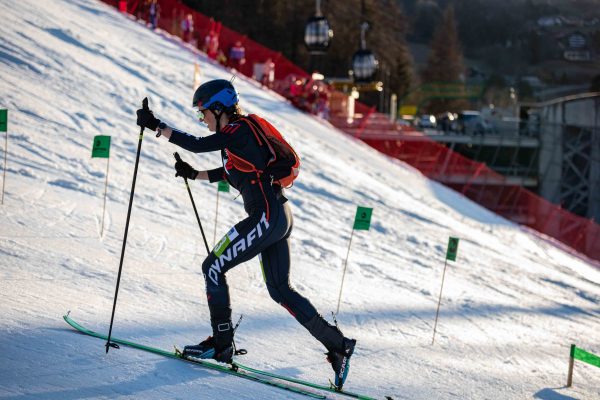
top-left (104, 0), bottom-right (600, 263)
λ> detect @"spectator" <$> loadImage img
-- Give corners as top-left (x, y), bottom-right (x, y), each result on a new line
top-left (172, 9), bottom-right (184, 36)
top-left (227, 40), bottom-right (246, 70)
top-left (289, 78), bottom-right (304, 97)
top-left (181, 13), bottom-right (194, 44)
top-left (203, 30), bottom-right (220, 59)
top-left (261, 58), bottom-right (275, 87)
top-left (148, 0), bottom-right (160, 30)
top-left (135, 0), bottom-right (147, 20)
top-left (315, 85), bottom-right (331, 119)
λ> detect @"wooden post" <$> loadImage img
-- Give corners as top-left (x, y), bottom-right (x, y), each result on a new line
top-left (1, 128), bottom-right (7, 205)
top-left (567, 344), bottom-right (575, 387)
top-left (431, 258), bottom-right (449, 345)
top-left (1, 109), bottom-right (7, 205)
top-left (335, 228), bottom-right (355, 315)
top-left (100, 156), bottom-right (110, 237)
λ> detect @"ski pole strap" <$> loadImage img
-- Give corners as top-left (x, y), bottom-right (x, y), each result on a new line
top-left (331, 311), bottom-right (340, 329)
top-left (233, 314), bottom-right (244, 333)
top-left (232, 315), bottom-right (247, 356)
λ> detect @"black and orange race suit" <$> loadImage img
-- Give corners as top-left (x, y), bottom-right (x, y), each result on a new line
top-left (169, 117), bottom-right (318, 325)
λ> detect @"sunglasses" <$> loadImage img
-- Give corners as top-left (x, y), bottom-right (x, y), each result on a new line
top-left (195, 108), bottom-right (208, 121)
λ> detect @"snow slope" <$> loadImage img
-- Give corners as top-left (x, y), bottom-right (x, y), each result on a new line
top-left (0, 1), bottom-right (599, 399)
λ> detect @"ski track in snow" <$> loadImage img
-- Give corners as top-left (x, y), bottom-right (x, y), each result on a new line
top-left (1, 0), bottom-right (599, 399)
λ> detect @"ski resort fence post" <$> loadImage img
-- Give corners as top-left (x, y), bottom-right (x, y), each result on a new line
top-left (106, 98), bottom-right (147, 353)
top-left (174, 152), bottom-right (210, 254)
top-left (1, 109), bottom-right (7, 205)
top-left (567, 344), bottom-right (600, 387)
top-left (92, 135), bottom-right (111, 237)
top-left (213, 180), bottom-right (230, 246)
top-left (336, 206), bottom-right (373, 315)
top-left (432, 236), bottom-right (460, 345)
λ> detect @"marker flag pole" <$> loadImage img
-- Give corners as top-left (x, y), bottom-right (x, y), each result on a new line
top-left (92, 135), bottom-right (111, 237)
top-left (213, 180), bottom-right (230, 246)
top-left (1, 109), bottom-right (8, 205)
top-left (336, 206), bottom-right (373, 315)
top-left (432, 236), bottom-right (459, 345)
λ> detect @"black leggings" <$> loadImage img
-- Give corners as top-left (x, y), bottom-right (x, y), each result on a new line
top-left (201, 200), bottom-right (318, 324)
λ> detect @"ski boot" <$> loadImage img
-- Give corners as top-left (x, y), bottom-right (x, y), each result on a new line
top-left (303, 313), bottom-right (356, 390)
top-left (182, 319), bottom-right (235, 363)
top-left (182, 334), bottom-right (234, 363)
top-left (326, 337), bottom-right (356, 390)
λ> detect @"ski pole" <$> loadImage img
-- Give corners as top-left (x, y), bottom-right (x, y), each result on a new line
top-left (174, 152), bottom-right (210, 254)
top-left (105, 97), bottom-right (148, 353)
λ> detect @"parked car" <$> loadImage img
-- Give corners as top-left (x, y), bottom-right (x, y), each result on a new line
top-left (452, 111), bottom-right (494, 135)
top-left (414, 114), bottom-right (437, 129)
top-left (436, 112), bottom-right (456, 133)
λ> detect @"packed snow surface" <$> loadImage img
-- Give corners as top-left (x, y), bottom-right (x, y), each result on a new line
top-left (0, 1), bottom-right (599, 399)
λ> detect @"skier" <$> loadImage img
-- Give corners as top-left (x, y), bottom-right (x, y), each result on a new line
top-left (135, 79), bottom-right (356, 389)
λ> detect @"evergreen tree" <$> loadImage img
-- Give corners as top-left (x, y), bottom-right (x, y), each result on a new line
top-left (410, 0), bottom-right (442, 43)
top-left (182, 0), bottom-right (415, 109)
top-left (421, 4), bottom-right (468, 114)
top-left (422, 4), bottom-right (464, 83)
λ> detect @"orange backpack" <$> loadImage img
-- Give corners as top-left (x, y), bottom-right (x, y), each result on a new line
top-left (237, 114), bottom-right (300, 188)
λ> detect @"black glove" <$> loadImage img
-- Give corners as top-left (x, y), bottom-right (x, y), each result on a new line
top-left (174, 158), bottom-right (198, 180)
top-left (136, 107), bottom-right (160, 131)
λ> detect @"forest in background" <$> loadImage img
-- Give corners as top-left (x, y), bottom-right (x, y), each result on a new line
top-left (182, 0), bottom-right (600, 111)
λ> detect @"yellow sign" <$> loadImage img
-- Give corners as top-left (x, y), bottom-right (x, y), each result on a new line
top-left (399, 105), bottom-right (417, 116)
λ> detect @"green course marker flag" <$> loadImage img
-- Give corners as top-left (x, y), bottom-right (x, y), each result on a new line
top-left (567, 344), bottom-right (600, 387)
top-left (0, 110), bottom-right (7, 132)
top-left (446, 237), bottom-right (459, 261)
top-left (353, 206), bottom-right (373, 230)
top-left (573, 346), bottom-right (600, 368)
top-left (218, 180), bottom-right (230, 192)
top-left (92, 135), bottom-right (111, 158)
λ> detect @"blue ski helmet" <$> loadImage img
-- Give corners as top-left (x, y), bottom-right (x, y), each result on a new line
top-left (192, 79), bottom-right (239, 112)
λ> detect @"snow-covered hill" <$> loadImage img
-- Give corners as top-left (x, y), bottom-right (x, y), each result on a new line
top-left (0, 1), bottom-right (599, 399)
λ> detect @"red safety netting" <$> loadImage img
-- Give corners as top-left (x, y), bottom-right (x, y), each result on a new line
top-left (103, 0), bottom-right (600, 263)
top-left (361, 134), bottom-right (600, 261)
top-left (110, 0), bottom-right (309, 80)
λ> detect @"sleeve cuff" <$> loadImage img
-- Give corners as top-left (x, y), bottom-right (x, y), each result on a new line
top-left (207, 167), bottom-right (226, 183)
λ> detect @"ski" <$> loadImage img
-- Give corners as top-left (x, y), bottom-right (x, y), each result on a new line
top-left (233, 362), bottom-right (377, 400)
top-left (63, 313), bottom-right (325, 399)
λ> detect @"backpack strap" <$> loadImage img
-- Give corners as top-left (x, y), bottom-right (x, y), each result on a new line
top-left (239, 116), bottom-right (264, 146)
top-left (240, 116), bottom-right (277, 164)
